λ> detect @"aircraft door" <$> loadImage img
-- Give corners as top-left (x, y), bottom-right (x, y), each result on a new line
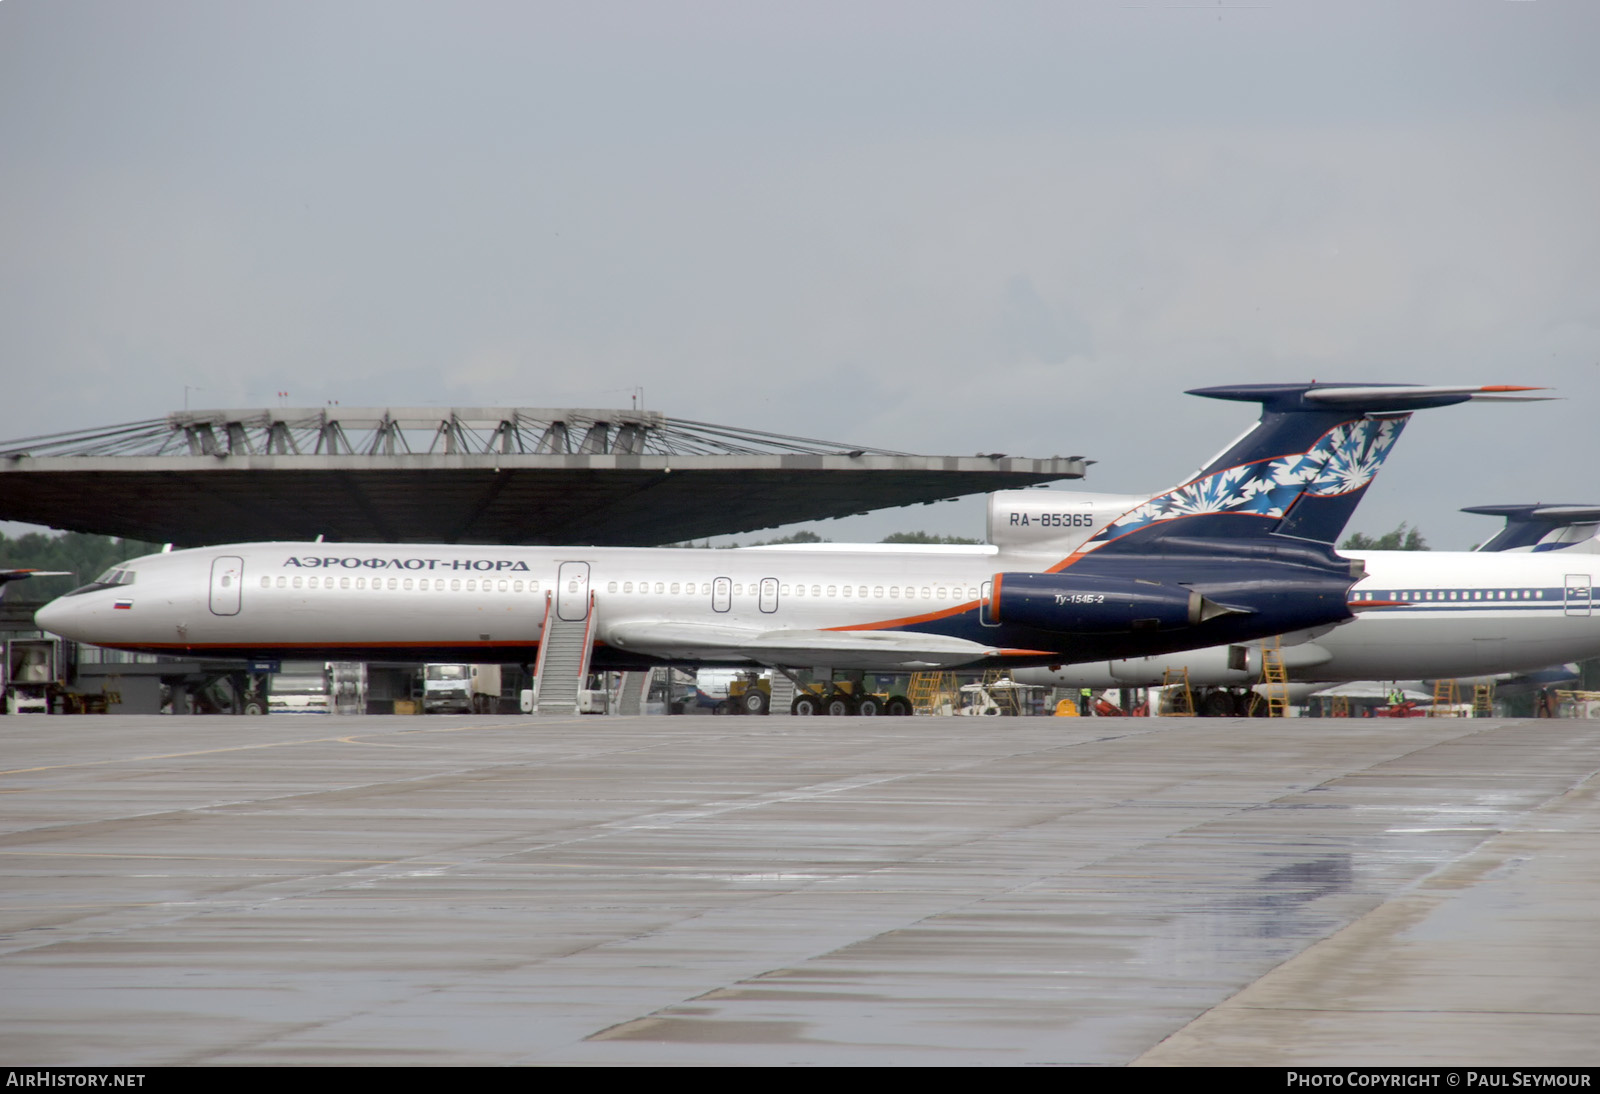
top-left (979, 580), bottom-right (999, 627)
top-left (712, 577), bottom-right (732, 613)
top-left (1566, 574), bottom-right (1592, 617)
top-left (557, 562), bottom-right (591, 621)
top-left (759, 577), bottom-right (779, 613)
top-left (209, 555), bottom-right (244, 616)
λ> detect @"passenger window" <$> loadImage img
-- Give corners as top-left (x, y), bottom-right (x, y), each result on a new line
top-left (260, 577), bottom-right (270, 589)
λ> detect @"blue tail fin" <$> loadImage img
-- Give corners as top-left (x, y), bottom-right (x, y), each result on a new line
top-left (1463, 503), bottom-right (1600, 552)
top-left (1084, 383), bottom-right (1548, 550)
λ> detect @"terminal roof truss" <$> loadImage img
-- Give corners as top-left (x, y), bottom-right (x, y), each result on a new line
top-left (0, 408), bottom-right (1087, 547)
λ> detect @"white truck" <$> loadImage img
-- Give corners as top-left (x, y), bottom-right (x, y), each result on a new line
top-left (423, 664), bottom-right (502, 714)
top-left (267, 661), bottom-right (333, 715)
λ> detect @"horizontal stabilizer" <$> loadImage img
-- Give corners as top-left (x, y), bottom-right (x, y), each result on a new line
top-left (1302, 384), bottom-right (1552, 405)
top-left (1463, 503), bottom-right (1600, 523)
top-left (0, 569), bottom-right (73, 585)
top-left (1189, 382), bottom-right (1552, 413)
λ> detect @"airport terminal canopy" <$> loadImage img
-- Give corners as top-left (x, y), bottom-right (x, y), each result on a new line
top-left (0, 407), bottom-right (1087, 547)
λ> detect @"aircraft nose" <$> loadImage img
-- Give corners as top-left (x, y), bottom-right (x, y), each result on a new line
top-left (34, 597), bottom-right (78, 638)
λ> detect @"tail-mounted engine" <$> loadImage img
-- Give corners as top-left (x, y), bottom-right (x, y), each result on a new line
top-left (989, 572), bottom-right (1245, 634)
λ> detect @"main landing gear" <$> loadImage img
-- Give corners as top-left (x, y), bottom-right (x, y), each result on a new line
top-left (791, 687), bottom-right (912, 717)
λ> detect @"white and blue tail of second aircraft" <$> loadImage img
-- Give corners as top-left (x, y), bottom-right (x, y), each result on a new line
top-left (1464, 503), bottom-right (1600, 554)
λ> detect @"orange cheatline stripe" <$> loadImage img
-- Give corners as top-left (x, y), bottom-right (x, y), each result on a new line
top-left (92, 640), bottom-right (537, 651)
top-left (1479, 385), bottom-right (1543, 392)
top-left (825, 600), bottom-right (978, 632)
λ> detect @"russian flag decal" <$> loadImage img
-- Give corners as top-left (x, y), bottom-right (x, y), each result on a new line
top-left (113, 599), bottom-right (133, 610)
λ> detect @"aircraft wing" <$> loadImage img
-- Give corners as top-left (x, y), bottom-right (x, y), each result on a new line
top-left (601, 619), bottom-right (1003, 669)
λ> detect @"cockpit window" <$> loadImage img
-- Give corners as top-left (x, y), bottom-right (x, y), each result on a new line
top-left (64, 568), bottom-right (137, 597)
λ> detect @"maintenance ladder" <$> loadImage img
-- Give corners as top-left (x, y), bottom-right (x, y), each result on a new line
top-left (908, 672), bottom-right (957, 716)
top-left (1430, 679), bottom-right (1461, 717)
top-left (1259, 638), bottom-right (1291, 718)
top-left (981, 669), bottom-right (1023, 715)
top-left (1161, 668), bottom-right (1194, 716)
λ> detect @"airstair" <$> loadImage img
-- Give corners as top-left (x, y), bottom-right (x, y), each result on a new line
top-left (1472, 682), bottom-right (1495, 718)
top-left (613, 671), bottom-right (649, 715)
top-left (531, 591), bottom-right (595, 715)
top-left (767, 671), bottom-right (796, 715)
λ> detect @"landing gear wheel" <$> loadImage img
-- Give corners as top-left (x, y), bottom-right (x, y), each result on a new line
top-left (243, 699), bottom-right (266, 716)
top-left (856, 696), bottom-right (881, 717)
top-left (884, 696), bottom-right (912, 717)
top-left (792, 694), bottom-right (823, 717)
top-left (825, 695), bottom-right (857, 717)
top-left (740, 689), bottom-right (770, 716)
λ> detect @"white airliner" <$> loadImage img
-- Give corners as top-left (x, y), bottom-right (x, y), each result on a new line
top-left (34, 383), bottom-right (1552, 713)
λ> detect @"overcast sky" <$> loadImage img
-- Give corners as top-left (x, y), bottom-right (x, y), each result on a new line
top-left (2, 1), bottom-right (1595, 548)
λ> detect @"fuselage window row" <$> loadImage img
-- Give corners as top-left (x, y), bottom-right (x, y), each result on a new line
top-left (253, 572), bottom-right (988, 604)
top-left (260, 575), bottom-right (543, 593)
top-left (1351, 588), bottom-right (1559, 602)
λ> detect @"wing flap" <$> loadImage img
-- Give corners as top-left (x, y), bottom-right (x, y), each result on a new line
top-left (602, 619), bottom-right (1000, 669)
